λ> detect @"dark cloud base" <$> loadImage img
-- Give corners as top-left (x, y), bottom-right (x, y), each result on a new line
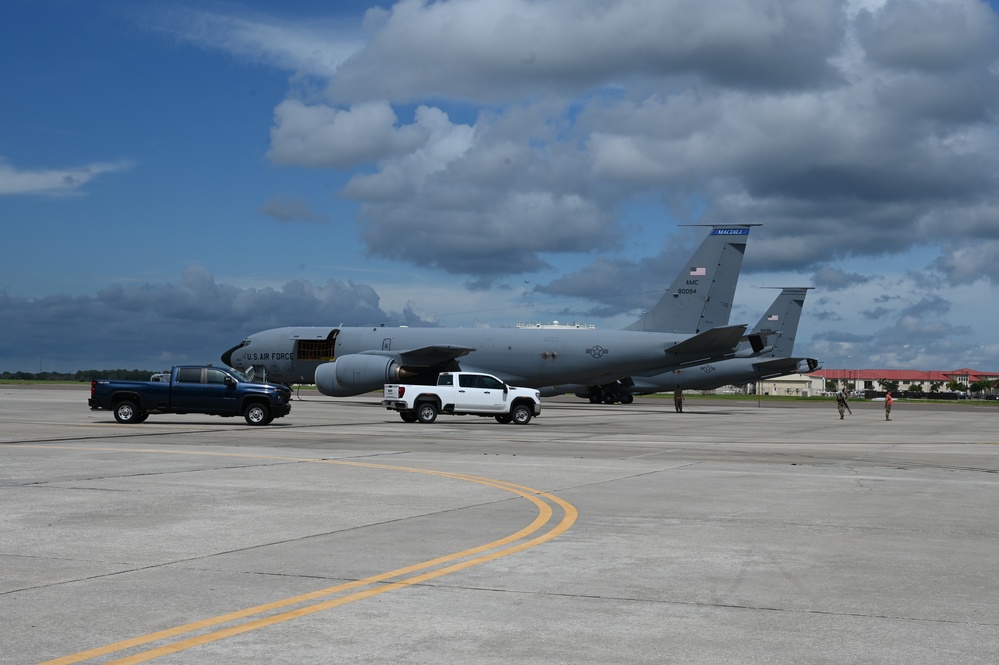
top-left (0, 266), bottom-right (430, 373)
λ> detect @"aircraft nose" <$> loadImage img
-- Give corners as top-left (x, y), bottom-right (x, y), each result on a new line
top-left (221, 340), bottom-right (249, 366)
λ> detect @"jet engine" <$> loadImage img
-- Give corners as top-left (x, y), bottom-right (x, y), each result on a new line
top-left (315, 354), bottom-right (408, 397)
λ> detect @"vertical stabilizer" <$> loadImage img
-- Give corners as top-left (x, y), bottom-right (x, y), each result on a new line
top-left (749, 287), bottom-right (811, 357)
top-left (625, 225), bottom-right (756, 333)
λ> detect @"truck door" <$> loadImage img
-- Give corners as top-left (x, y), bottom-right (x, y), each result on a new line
top-left (204, 368), bottom-right (238, 414)
top-left (170, 368), bottom-right (236, 414)
top-left (170, 367), bottom-right (205, 412)
top-left (457, 374), bottom-right (506, 412)
top-left (476, 374), bottom-right (509, 412)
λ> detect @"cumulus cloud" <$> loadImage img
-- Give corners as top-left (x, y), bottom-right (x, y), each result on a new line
top-left (132, 0), bottom-right (999, 369)
top-left (933, 240), bottom-right (999, 285)
top-left (253, 0), bottom-right (999, 290)
top-left (268, 100), bottom-right (428, 168)
top-left (146, 0), bottom-right (997, 292)
top-left (260, 194), bottom-right (329, 223)
top-left (812, 265), bottom-right (871, 291)
top-left (856, 0), bottom-right (999, 73)
top-left (810, 290), bottom-right (987, 370)
top-left (328, 0), bottom-right (844, 102)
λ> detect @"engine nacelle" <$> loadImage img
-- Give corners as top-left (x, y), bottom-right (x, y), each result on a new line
top-left (315, 355), bottom-right (405, 397)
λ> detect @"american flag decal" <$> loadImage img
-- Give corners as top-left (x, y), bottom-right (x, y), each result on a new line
top-left (689, 267), bottom-right (706, 276)
top-left (768, 314), bottom-right (779, 321)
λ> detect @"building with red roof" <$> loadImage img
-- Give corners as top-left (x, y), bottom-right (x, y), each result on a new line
top-left (793, 367), bottom-right (999, 398)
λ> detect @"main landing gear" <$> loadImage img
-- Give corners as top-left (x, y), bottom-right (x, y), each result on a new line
top-left (586, 385), bottom-right (635, 405)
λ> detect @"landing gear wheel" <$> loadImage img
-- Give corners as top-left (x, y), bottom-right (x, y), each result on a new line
top-left (113, 400), bottom-right (141, 424)
top-left (244, 403), bottom-right (270, 425)
top-left (400, 411), bottom-right (418, 423)
top-left (511, 404), bottom-right (533, 425)
top-left (621, 394), bottom-right (634, 404)
top-left (416, 402), bottom-right (438, 424)
top-left (495, 414), bottom-right (513, 424)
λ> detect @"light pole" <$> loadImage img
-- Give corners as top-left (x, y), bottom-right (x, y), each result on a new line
top-left (844, 355), bottom-right (852, 394)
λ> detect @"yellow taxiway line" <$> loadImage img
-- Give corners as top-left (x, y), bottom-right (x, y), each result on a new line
top-left (19, 445), bottom-right (577, 664)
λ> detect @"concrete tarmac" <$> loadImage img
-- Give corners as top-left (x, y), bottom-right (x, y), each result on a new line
top-left (2, 386), bottom-right (997, 664)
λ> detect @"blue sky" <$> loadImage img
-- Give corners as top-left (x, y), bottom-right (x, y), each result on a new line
top-left (2, 0), bottom-right (999, 374)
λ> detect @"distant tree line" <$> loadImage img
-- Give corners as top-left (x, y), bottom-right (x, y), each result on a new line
top-left (1, 369), bottom-right (161, 382)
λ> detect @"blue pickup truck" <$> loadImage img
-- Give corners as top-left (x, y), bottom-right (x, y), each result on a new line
top-left (89, 365), bottom-right (292, 425)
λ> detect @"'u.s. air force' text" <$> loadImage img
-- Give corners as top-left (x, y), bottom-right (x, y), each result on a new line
top-left (240, 352), bottom-right (296, 361)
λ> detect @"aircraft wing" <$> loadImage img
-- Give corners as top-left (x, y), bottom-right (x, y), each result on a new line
top-left (665, 324), bottom-right (747, 360)
top-left (366, 344), bottom-right (476, 369)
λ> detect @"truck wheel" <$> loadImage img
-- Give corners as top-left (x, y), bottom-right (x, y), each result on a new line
top-left (495, 414), bottom-right (513, 424)
top-left (416, 401), bottom-right (438, 424)
top-left (114, 400), bottom-right (141, 424)
top-left (400, 411), bottom-right (418, 423)
top-left (244, 403), bottom-right (270, 425)
top-left (511, 403), bottom-right (533, 425)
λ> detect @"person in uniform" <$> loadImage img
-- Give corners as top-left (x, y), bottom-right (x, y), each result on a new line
top-left (836, 388), bottom-right (849, 419)
top-left (673, 387), bottom-right (684, 413)
top-left (885, 391), bottom-right (893, 421)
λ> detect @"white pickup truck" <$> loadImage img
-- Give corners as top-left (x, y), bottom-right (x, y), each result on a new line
top-left (382, 372), bottom-right (542, 424)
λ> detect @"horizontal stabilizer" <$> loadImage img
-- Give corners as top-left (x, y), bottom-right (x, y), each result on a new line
top-left (666, 324), bottom-right (747, 358)
top-left (753, 356), bottom-right (822, 377)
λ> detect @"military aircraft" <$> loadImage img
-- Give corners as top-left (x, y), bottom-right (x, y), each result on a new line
top-left (221, 225), bottom-right (761, 397)
top-left (552, 286), bottom-right (821, 402)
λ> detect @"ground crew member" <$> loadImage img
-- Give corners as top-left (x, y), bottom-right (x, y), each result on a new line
top-left (836, 388), bottom-right (849, 419)
top-left (885, 391), bottom-right (893, 421)
top-left (674, 387), bottom-right (684, 413)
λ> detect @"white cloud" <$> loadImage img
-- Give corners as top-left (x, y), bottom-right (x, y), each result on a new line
top-left (144, 7), bottom-right (363, 77)
top-left (0, 159), bottom-right (131, 196)
top-left (268, 100), bottom-right (428, 168)
top-left (856, 0), bottom-right (999, 73)
top-left (328, 0), bottom-right (844, 103)
top-left (124, 0), bottom-right (999, 370)
top-left (259, 194), bottom-right (329, 223)
top-left (151, 1), bottom-right (999, 287)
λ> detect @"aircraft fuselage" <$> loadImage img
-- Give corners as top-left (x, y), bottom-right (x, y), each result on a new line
top-left (223, 323), bottom-right (749, 396)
